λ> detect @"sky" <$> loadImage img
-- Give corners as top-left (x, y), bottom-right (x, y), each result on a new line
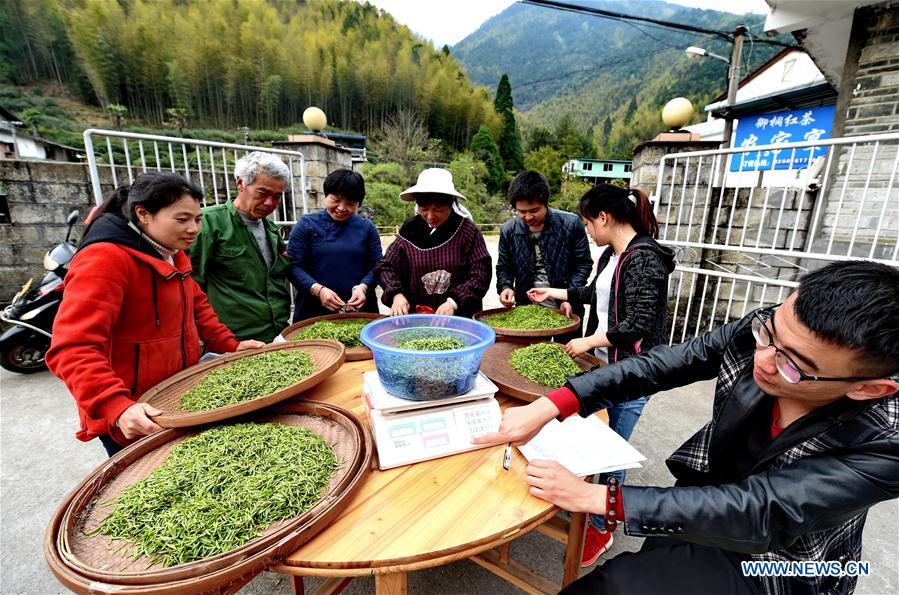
top-left (364, 0), bottom-right (770, 48)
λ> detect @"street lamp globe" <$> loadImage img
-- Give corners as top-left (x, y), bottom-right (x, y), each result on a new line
top-left (303, 107), bottom-right (327, 132)
top-left (684, 46), bottom-right (708, 59)
top-left (662, 97), bottom-right (694, 130)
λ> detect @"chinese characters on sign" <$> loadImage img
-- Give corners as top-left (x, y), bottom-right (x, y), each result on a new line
top-left (731, 105), bottom-right (836, 172)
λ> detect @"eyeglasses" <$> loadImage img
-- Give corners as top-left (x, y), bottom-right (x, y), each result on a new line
top-left (751, 311), bottom-right (885, 384)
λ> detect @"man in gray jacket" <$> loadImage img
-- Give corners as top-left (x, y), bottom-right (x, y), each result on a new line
top-left (477, 260), bottom-right (899, 594)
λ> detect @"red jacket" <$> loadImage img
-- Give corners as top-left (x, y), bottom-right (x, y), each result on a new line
top-left (47, 215), bottom-right (240, 446)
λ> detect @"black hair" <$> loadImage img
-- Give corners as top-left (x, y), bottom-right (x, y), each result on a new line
top-left (323, 169), bottom-right (365, 204)
top-left (794, 260), bottom-right (899, 376)
top-left (577, 184), bottom-right (658, 239)
top-left (508, 171), bottom-right (550, 207)
top-left (414, 193), bottom-right (456, 208)
top-left (88, 172), bottom-right (203, 231)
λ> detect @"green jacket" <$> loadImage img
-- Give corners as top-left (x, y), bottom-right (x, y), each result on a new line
top-left (190, 201), bottom-right (291, 343)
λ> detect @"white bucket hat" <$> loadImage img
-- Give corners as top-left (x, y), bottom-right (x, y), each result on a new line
top-left (400, 168), bottom-right (466, 202)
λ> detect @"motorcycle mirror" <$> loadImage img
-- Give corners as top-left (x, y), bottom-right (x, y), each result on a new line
top-left (64, 210), bottom-right (80, 243)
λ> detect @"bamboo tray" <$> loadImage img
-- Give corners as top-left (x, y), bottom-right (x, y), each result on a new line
top-left (137, 340), bottom-right (345, 428)
top-left (280, 312), bottom-right (384, 361)
top-left (480, 340), bottom-right (603, 403)
top-left (45, 401), bottom-right (371, 594)
top-left (473, 306), bottom-right (581, 338)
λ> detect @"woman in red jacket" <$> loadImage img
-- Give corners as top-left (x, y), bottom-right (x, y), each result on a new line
top-left (47, 172), bottom-right (263, 456)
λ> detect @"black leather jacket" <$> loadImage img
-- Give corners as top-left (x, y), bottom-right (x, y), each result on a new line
top-left (564, 308), bottom-right (899, 594)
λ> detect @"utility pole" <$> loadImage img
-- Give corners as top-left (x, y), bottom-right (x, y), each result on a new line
top-left (721, 25), bottom-right (747, 149)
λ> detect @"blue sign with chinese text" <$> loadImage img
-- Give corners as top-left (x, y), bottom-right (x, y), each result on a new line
top-left (730, 105), bottom-right (836, 172)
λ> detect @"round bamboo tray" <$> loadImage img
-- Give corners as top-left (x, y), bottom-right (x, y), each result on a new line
top-left (479, 340), bottom-right (604, 403)
top-left (473, 306), bottom-right (581, 338)
top-left (137, 340), bottom-right (345, 428)
top-left (280, 312), bottom-right (384, 361)
top-left (45, 401), bottom-right (372, 594)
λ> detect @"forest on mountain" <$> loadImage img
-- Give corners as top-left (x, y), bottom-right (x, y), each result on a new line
top-left (453, 0), bottom-right (790, 158)
top-left (0, 0), bottom-right (497, 149)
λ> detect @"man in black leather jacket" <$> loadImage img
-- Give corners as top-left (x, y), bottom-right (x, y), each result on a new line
top-left (476, 261), bottom-right (899, 594)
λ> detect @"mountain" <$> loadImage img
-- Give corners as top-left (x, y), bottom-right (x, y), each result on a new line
top-left (453, 0), bottom-right (787, 156)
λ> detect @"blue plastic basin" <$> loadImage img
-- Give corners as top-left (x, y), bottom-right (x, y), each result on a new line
top-left (360, 315), bottom-right (496, 400)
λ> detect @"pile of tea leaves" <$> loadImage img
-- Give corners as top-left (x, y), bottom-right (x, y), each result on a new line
top-left (395, 337), bottom-right (464, 351)
top-left (295, 320), bottom-right (367, 348)
top-left (180, 350), bottom-right (316, 411)
top-left (485, 305), bottom-right (571, 330)
top-left (90, 423), bottom-right (339, 567)
top-left (509, 343), bottom-right (582, 387)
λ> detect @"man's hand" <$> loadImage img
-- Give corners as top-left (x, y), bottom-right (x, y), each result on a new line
top-left (116, 402), bottom-right (163, 440)
top-left (318, 287), bottom-right (346, 311)
top-left (499, 288), bottom-right (516, 307)
top-left (560, 301), bottom-right (572, 317)
top-left (472, 397), bottom-right (560, 447)
top-left (391, 294), bottom-right (410, 316)
top-left (526, 460), bottom-right (606, 514)
top-left (435, 300), bottom-right (456, 316)
top-left (565, 337), bottom-right (594, 357)
top-left (236, 340), bottom-right (265, 351)
top-left (346, 285), bottom-right (367, 310)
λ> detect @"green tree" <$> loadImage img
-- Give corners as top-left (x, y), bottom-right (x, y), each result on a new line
top-left (555, 114), bottom-right (595, 159)
top-left (554, 178), bottom-right (592, 213)
top-left (165, 107), bottom-right (189, 133)
top-left (468, 125), bottom-right (503, 193)
top-left (493, 74), bottom-right (524, 173)
top-left (527, 126), bottom-right (554, 152)
top-left (524, 145), bottom-right (566, 193)
top-left (107, 103), bottom-right (127, 129)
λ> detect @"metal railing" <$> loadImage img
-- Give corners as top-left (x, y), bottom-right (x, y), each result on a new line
top-left (651, 132), bottom-right (899, 343)
top-left (83, 129), bottom-right (308, 226)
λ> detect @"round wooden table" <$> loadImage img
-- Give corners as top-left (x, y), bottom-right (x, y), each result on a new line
top-left (270, 360), bottom-right (592, 595)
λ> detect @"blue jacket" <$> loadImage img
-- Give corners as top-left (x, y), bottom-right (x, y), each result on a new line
top-left (496, 208), bottom-right (593, 306)
top-left (287, 209), bottom-right (382, 321)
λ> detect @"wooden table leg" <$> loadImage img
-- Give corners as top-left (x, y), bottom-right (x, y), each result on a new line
top-left (562, 512), bottom-right (587, 587)
top-left (375, 572), bottom-right (408, 595)
top-left (290, 575), bottom-right (304, 595)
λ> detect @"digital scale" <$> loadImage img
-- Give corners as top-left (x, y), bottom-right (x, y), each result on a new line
top-left (362, 371), bottom-right (502, 470)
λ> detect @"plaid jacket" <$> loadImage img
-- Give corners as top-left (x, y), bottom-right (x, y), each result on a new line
top-left (566, 307), bottom-right (899, 595)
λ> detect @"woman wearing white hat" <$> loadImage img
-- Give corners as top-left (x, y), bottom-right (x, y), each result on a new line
top-left (375, 168), bottom-right (491, 317)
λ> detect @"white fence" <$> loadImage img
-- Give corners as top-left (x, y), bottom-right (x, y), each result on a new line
top-left (83, 129), bottom-right (307, 227)
top-left (651, 132), bottom-right (899, 344)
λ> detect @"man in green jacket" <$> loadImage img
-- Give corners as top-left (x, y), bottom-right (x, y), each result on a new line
top-left (190, 151), bottom-right (292, 343)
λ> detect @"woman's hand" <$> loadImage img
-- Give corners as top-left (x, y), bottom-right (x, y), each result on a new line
top-left (435, 300), bottom-right (456, 316)
top-left (391, 294), bottom-right (410, 316)
top-left (472, 397), bottom-right (560, 447)
top-left (560, 301), bottom-right (572, 317)
top-left (565, 337), bottom-right (594, 357)
top-left (116, 402), bottom-right (163, 440)
top-left (236, 340), bottom-right (265, 351)
top-left (527, 287), bottom-right (567, 303)
top-left (499, 288), bottom-right (516, 307)
top-left (526, 460), bottom-right (606, 514)
top-left (346, 285), bottom-right (367, 310)
top-left (318, 287), bottom-right (346, 312)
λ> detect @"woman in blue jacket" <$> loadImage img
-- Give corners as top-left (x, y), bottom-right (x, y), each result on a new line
top-left (287, 170), bottom-right (382, 321)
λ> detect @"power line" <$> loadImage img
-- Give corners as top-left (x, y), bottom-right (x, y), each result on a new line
top-left (515, 44), bottom-right (678, 89)
top-left (520, 0), bottom-right (797, 48)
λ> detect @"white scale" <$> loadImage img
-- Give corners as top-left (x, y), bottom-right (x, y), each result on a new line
top-left (362, 371), bottom-right (502, 470)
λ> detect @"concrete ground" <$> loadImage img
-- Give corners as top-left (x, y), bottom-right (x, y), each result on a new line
top-left (2, 237), bottom-right (897, 594)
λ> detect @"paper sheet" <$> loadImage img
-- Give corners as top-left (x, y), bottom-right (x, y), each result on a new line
top-left (518, 414), bottom-right (646, 477)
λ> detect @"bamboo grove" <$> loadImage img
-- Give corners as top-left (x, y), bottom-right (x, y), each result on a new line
top-left (0, 0), bottom-right (497, 149)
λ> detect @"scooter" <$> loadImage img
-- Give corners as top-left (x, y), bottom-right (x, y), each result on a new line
top-left (0, 210), bottom-right (79, 373)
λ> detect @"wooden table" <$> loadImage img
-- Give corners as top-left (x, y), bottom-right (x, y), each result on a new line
top-left (270, 360), bottom-right (593, 595)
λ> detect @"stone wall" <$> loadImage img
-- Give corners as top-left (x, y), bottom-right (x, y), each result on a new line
top-left (817, 3), bottom-right (899, 259)
top-left (0, 160), bottom-right (95, 299)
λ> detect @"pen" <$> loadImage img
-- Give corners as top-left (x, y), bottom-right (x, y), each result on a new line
top-left (502, 442), bottom-right (512, 471)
